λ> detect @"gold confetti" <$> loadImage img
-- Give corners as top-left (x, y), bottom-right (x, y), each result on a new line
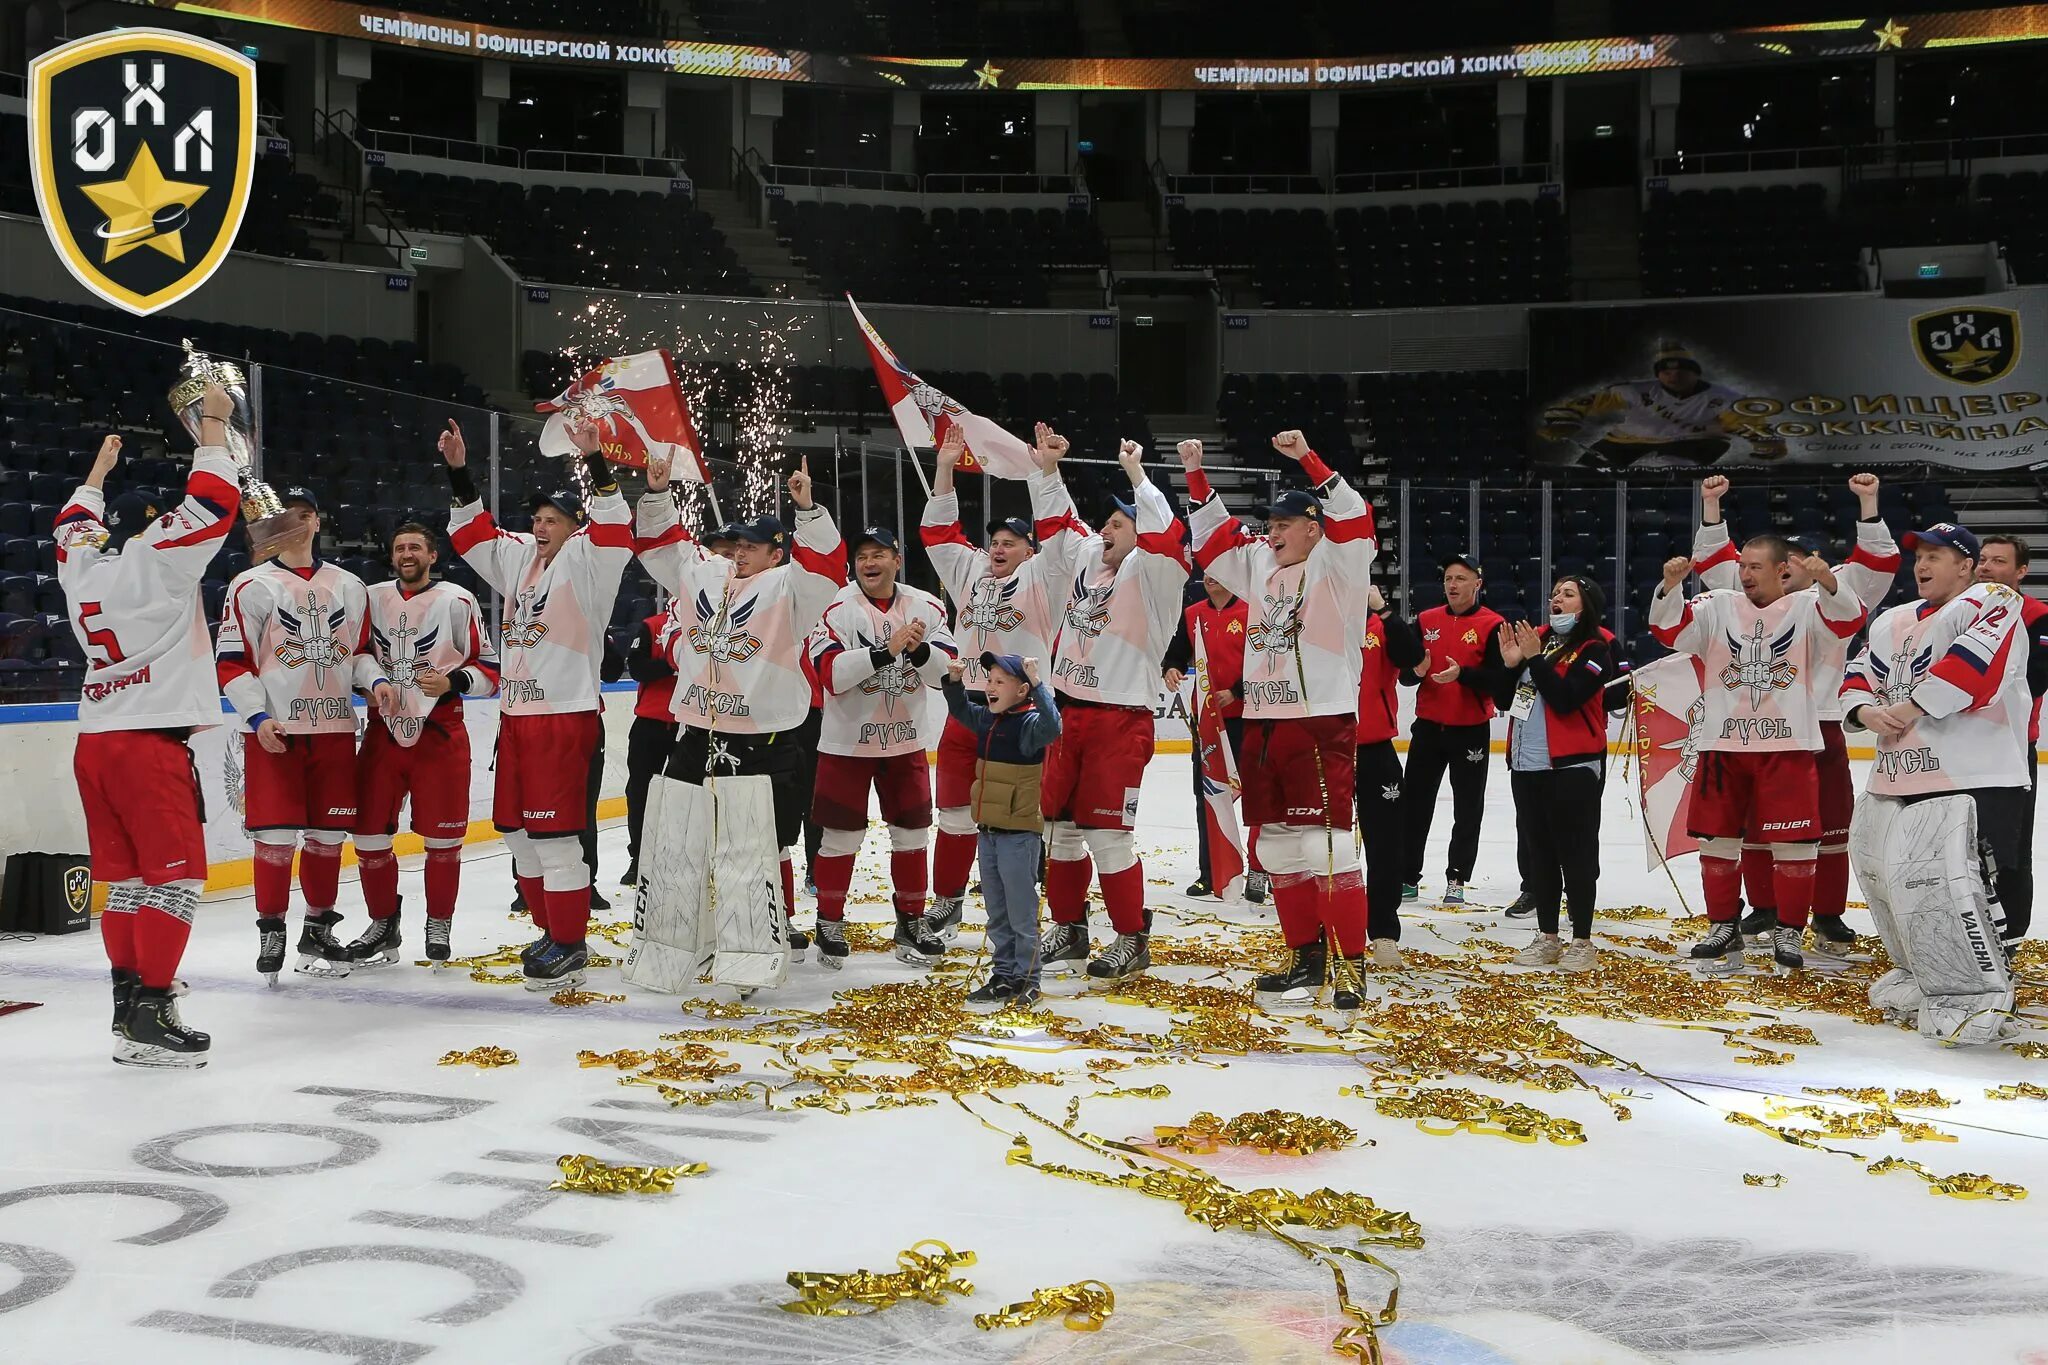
top-left (550, 1153), bottom-right (707, 1194)
top-left (550, 989), bottom-right (626, 1007)
top-left (1747, 1024), bottom-right (1820, 1046)
top-left (436, 1046), bottom-right (518, 1069)
top-left (1987, 1083), bottom-right (2048, 1101)
top-left (1866, 1157), bottom-right (2027, 1201)
top-left (1351, 1086), bottom-right (1586, 1146)
top-left (781, 1240), bottom-right (977, 1316)
top-left (2006, 1041), bottom-right (2048, 1060)
top-left (973, 1279), bottom-right (1115, 1332)
top-left (1742, 1173), bottom-right (1786, 1187)
top-left (578, 1049), bottom-right (653, 1070)
top-left (1155, 1110), bottom-right (1358, 1156)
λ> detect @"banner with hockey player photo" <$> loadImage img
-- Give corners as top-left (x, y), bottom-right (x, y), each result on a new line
top-left (1529, 291), bottom-right (2048, 472)
top-left (1630, 654), bottom-right (1704, 870)
top-left (536, 349), bottom-right (708, 480)
top-left (847, 294), bottom-right (1040, 480)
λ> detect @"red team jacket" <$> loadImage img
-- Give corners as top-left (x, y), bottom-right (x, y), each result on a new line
top-left (1356, 611), bottom-right (1427, 745)
top-left (629, 612), bottom-right (678, 722)
top-left (2023, 593), bottom-right (2048, 745)
top-left (1413, 603), bottom-right (1505, 726)
top-left (1182, 597), bottom-right (1247, 720)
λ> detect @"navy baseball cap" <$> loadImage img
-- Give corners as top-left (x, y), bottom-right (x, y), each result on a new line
top-left (1266, 490), bottom-right (1324, 523)
top-left (105, 491), bottom-right (160, 549)
top-left (528, 487), bottom-right (585, 523)
top-left (1439, 551), bottom-right (1484, 575)
top-left (980, 650), bottom-right (1029, 684)
top-left (703, 521), bottom-right (739, 546)
top-left (732, 516), bottom-right (789, 549)
top-left (1107, 495), bottom-right (1137, 523)
top-left (1901, 522), bottom-right (1982, 560)
top-left (988, 515), bottom-right (1036, 546)
top-left (279, 485), bottom-right (323, 515)
top-left (853, 525), bottom-right (901, 553)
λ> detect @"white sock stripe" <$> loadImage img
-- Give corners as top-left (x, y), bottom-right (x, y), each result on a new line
top-left (146, 882), bottom-right (200, 925)
top-left (105, 881), bottom-right (147, 915)
top-left (819, 826), bottom-right (867, 858)
top-left (935, 806), bottom-right (976, 838)
top-left (353, 834), bottom-right (395, 854)
top-left (886, 824), bottom-right (929, 853)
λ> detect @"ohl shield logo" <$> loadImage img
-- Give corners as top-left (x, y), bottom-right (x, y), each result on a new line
top-left (28, 29), bottom-right (256, 317)
top-left (1910, 307), bottom-right (2020, 386)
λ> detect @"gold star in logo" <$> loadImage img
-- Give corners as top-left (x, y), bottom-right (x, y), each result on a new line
top-left (1874, 17), bottom-right (1908, 49)
top-left (78, 142), bottom-right (208, 265)
top-left (973, 60), bottom-right (1003, 89)
top-left (1937, 337), bottom-right (2000, 378)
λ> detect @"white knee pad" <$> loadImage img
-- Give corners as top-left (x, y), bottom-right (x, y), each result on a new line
top-left (535, 835), bottom-right (591, 892)
top-left (354, 833), bottom-right (395, 854)
top-left (422, 837), bottom-right (464, 851)
top-left (302, 829), bottom-right (345, 848)
top-left (887, 824), bottom-right (928, 853)
top-left (253, 830), bottom-right (298, 851)
top-left (935, 806), bottom-right (976, 838)
top-left (501, 827), bottom-right (540, 878)
top-left (1047, 820), bottom-right (1088, 862)
top-left (1770, 843), bottom-right (1817, 863)
top-left (1699, 836), bottom-right (1744, 862)
top-left (819, 826), bottom-right (866, 858)
top-left (105, 880), bottom-right (146, 916)
top-left (1850, 792), bottom-right (1902, 950)
top-left (1081, 827), bottom-right (1136, 876)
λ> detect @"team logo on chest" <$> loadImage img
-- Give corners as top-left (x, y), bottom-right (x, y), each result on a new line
top-left (1719, 619), bottom-right (1799, 708)
top-left (504, 588), bottom-right (550, 650)
top-left (688, 589), bottom-right (762, 663)
top-left (1065, 577), bottom-right (1112, 639)
top-left (273, 589), bottom-right (349, 687)
top-left (857, 629), bottom-right (922, 702)
top-left (964, 576), bottom-right (1025, 636)
top-left (372, 611), bottom-right (441, 691)
top-left (1247, 591), bottom-right (1302, 657)
top-left (1868, 636), bottom-right (1935, 705)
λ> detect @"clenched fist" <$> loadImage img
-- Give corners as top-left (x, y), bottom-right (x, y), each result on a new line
top-left (1271, 430), bottom-right (1308, 461)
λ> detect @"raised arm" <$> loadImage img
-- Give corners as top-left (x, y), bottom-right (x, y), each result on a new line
top-left (785, 458), bottom-right (849, 637)
top-left (1648, 557), bottom-right (1712, 656)
top-left (440, 419), bottom-right (536, 596)
top-left (1182, 438), bottom-right (1258, 604)
top-left (1274, 428), bottom-right (1376, 587)
top-left (1837, 472), bottom-right (1902, 610)
top-left (1692, 474), bottom-right (1739, 591)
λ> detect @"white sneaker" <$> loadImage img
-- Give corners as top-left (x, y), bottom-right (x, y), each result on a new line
top-left (1558, 939), bottom-right (1597, 973)
top-left (1514, 934), bottom-right (1562, 966)
top-left (1370, 938), bottom-right (1402, 969)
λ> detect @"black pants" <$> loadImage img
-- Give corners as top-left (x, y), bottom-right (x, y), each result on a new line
top-left (580, 722), bottom-right (606, 880)
top-left (667, 723), bottom-right (808, 851)
top-left (1510, 765), bottom-right (1602, 938)
top-left (624, 715), bottom-right (679, 867)
top-left (2009, 749), bottom-right (2037, 941)
top-left (795, 708), bottom-right (824, 874)
top-left (1355, 740), bottom-right (1405, 941)
top-left (1401, 719), bottom-right (1491, 885)
top-left (1193, 716), bottom-right (1245, 885)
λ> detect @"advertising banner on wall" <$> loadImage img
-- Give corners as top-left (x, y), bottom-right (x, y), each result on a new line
top-left (1529, 292), bottom-right (2048, 473)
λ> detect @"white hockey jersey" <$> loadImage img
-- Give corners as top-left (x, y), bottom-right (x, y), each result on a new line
top-left (920, 472), bottom-right (1089, 693)
top-left (1543, 379), bottom-right (1759, 453)
top-left (1843, 584), bottom-right (2031, 795)
top-left (1188, 455), bottom-right (1378, 720)
top-left (1049, 480), bottom-right (1190, 708)
top-left (54, 447), bottom-right (240, 733)
top-left (450, 493), bottom-right (632, 715)
top-left (810, 582), bottom-right (958, 757)
top-left (1648, 580), bottom-right (1865, 752)
top-left (635, 495), bottom-right (845, 734)
top-left (365, 578), bottom-right (501, 745)
top-left (217, 559), bottom-right (382, 734)
top-left (1693, 517), bottom-right (1902, 722)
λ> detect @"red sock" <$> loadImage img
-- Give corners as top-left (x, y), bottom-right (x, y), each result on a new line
top-left (1045, 855), bottom-right (1094, 926)
top-left (1271, 872), bottom-right (1321, 947)
top-left (101, 904), bottom-right (136, 971)
top-left (134, 901), bottom-right (192, 990)
top-left (812, 851), bottom-right (855, 922)
top-left (545, 884), bottom-right (589, 946)
top-left (1320, 870), bottom-right (1369, 958)
top-left (931, 829), bottom-right (977, 899)
top-left (891, 847), bottom-right (928, 918)
top-left (1701, 855), bottom-right (1743, 923)
top-left (254, 842), bottom-right (294, 919)
top-left (1813, 848), bottom-right (1849, 921)
top-left (780, 855), bottom-right (796, 920)
top-left (1099, 861), bottom-right (1146, 935)
top-left (299, 839), bottom-right (342, 911)
top-left (358, 848), bottom-right (400, 919)
top-left (424, 846), bottom-right (461, 920)
top-left (516, 875), bottom-right (549, 934)
top-left (1771, 858), bottom-right (1816, 929)
top-left (1740, 844), bottom-right (1776, 913)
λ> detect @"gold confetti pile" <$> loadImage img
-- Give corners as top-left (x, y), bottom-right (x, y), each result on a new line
top-left (550, 989), bottom-right (627, 1007)
top-left (1353, 1085), bottom-right (1586, 1146)
top-left (1866, 1156), bottom-right (2027, 1201)
top-left (973, 1279), bottom-right (1115, 1332)
top-left (551, 1153), bottom-right (708, 1195)
top-left (1987, 1082), bottom-right (2048, 1101)
top-left (781, 1241), bottom-right (977, 1317)
top-left (1742, 1173), bottom-right (1787, 1187)
top-left (1155, 1109), bottom-right (1359, 1156)
top-left (436, 1046), bottom-right (518, 1069)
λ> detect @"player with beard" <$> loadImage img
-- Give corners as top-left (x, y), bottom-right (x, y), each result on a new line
top-left (346, 522), bottom-right (500, 966)
top-left (633, 454), bottom-right (845, 955)
top-left (919, 422), bottom-right (1089, 939)
top-left (1971, 533), bottom-right (2048, 945)
top-left (807, 527), bottom-right (959, 967)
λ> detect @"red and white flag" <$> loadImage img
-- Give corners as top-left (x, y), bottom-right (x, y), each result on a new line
top-left (1631, 654), bottom-right (1705, 870)
top-left (536, 348), bottom-right (709, 482)
top-left (1192, 628), bottom-right (1248, 900)
top-left (846, 294), bottom-right (1038, 480)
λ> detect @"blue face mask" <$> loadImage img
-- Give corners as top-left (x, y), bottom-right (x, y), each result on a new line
top-left (1549, 611), bottom-right (1578, 633)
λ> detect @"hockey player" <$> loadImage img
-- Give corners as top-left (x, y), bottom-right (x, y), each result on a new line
top-left (57, 390), bottom-right (239, 1067)
top-left (440, 417), bottom-right (633, 992)
top-left (217, 487), bottom-right (394, 983)
top-left (1973, 533), bottom-right (2048, 944)
top-left (920, 422), bottom-right (1089, 938)
top-left (807, 526), bottom-right (959, 967)
top-left (1693, 472), bottom-right (1901, 959)
top-left (1399, 554), bottom-right (1503, 906)
top-left (348, 521), bottom-right (500, 966)
top-left (1538, 339), bottom-right (1787, 470)
top-left (633, 452), bottom-right (844, 955)
top-left (1039, 440), bottom-right (1189, 985)
top-left (1845, 522), bottom-right (2028, 1043)
top-left (1649, 537), bottom-right (1866, 974)
top-left (1183, 430), bottom-right (1381, 1008)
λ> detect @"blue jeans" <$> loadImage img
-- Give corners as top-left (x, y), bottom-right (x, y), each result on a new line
top-left (978, 829), bottom-right (1042, 984)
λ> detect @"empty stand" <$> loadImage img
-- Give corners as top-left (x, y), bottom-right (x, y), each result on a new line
top-left (769, 199), bottom-right (1105, 307)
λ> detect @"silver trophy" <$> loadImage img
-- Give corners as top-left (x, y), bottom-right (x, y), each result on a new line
top-left (168, 339), bottom-right (301, 561)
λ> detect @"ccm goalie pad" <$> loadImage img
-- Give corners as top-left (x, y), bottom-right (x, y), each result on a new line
top-left (624, 774), bottom-right (789, 995)
top-left (1849, 791), bottom-right (2013, 1045)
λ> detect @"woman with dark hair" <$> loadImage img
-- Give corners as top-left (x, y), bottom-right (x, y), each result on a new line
top-left (1491, 575), bottom-right (1613, 972)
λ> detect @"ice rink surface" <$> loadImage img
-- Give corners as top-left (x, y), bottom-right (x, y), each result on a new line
top-left (4, 755), bottom-right (2047, 1365)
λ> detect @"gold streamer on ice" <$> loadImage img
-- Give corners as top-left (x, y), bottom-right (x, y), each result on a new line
top-left (973, 1279), bottom-right (1115, 1332)
top-left (780, 1241), bottom-right (977, 1317)
top-left (551, 1153), bottom-right (707, 1194)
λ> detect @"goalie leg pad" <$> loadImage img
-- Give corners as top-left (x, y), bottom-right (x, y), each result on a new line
top-left (1881, 794), bottom-right (2015, 1044)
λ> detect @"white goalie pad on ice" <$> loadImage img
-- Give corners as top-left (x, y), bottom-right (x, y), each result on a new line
top-left (624, 774), bottom-right (788, 994)
top-left (1850, 791), bottom-right (2013, 1045)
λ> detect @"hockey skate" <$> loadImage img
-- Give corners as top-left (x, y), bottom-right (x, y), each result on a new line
top-left (115, 988), bottom-right (209, 1070)
top-left (1769, 924), bottom-right (1804, 975)
top-left (424, 916), bottom-right (453, 962)
top-left (925, 895), bottom-right (964, 943)
top-left (110, 969), bottom-right (190, 1037)
top-left (815, 918), bottom-right (849, 970)
top-left (1039, 921), bottom-right (1089, 976)
top-left (785, 923), bottom-right (810, 963)
top-left (893, 911), bottom-right (945, 967)
top-left (295, 910), bottom-right (354, 978)
top-left (523, 940), bottom-right (588, 992)
top-left (256, 916), bottom-right (287, 985)
top-left (1739, 904), bottom-right (1776, 947)
top-left (1254, 940), bottom-right (1326, 1012)
top-left (1808, 914), bottom-right (1856, 965)
top-left (1690, 921), bottom-right (1747, 976)
top-left (1085, 932), bottom-right (1150, 986)
top-left (346, 905), bottom-right (403, 966)
top-left (1243, 871), bottom-right (1269, 905)
top-left (1329, 956), bottom-right (1366, 1015)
